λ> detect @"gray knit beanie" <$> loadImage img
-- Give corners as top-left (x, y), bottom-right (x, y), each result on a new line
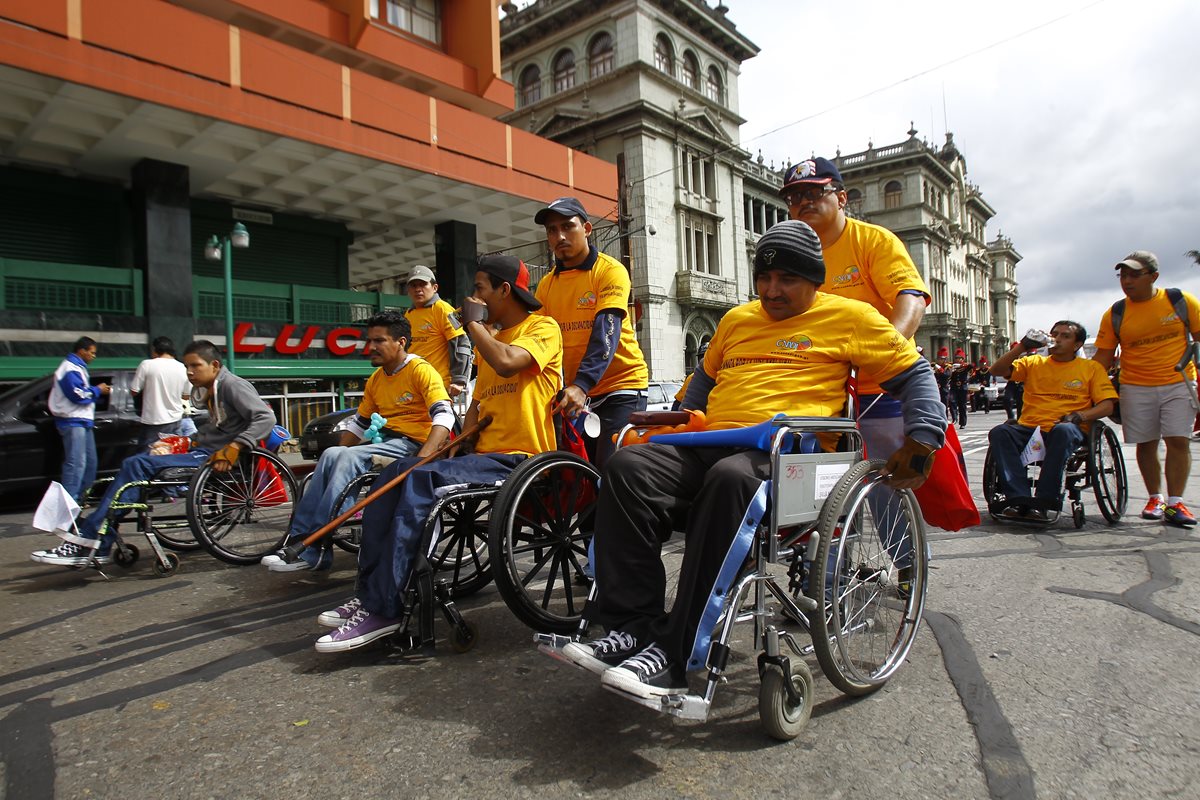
top-left (753, 220), bottom-right (825, 285)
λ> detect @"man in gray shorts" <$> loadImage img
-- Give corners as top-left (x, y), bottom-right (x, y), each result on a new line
top-left (1094, 251), bottom-right (1200, 528)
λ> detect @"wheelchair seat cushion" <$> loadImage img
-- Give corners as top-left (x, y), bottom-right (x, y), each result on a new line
top-left (154, 466), bottom-right (197, 482)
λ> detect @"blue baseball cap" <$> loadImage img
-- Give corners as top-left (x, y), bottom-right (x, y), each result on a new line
top-left (779, 157), bottom-right (843, 196)
top-left (534, 197), bottom-right (589, 225)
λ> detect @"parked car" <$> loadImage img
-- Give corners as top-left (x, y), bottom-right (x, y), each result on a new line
top-left (0, 370), bottom-right (206, 504)
top-left (646, 380), bottom-right (683, 412)
top-left (988, 378), bottom-right (1008, 410)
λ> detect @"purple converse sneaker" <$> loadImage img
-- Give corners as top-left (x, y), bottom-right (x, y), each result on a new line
top-left (314, 607), bottom-right (401, 653)
top-left (317, 597), bottom-right (362, 628)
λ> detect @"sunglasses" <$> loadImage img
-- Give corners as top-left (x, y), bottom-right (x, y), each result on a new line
top-left (784, 185), bottom-right (838, 205)
top-left (1118, 268), bottom-right (1153, 279)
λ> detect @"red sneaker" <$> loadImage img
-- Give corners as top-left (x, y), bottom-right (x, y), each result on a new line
top-left (1164, 502), bottom-right (1198, 528)
top-left (1141, 498), bottom-right (1165, 520)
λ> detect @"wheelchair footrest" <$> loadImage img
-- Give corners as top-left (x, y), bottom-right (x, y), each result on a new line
top-left (534, 633), bottom-right (593, 673)
top-left (601, 684), bottom-right (711, 721)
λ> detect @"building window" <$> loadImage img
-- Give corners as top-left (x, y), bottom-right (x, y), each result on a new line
top-left (682, 213), bottom-right (718, 275)
top-left (370, 0), bottom-right (441, 44)
top-left (654, 34), bottom-right (674, 76)
top-left (705, 66), bottom-right (723, 103)
top-left (518, 65), bottom-right (541, 106)
top-left (588, 33), bottom-right (614, 78)
top-left (846, 187), bottom-right (863, 216)
top-left (681, 51), bottom-right (699, 90)
top-left (552, 49), bottom-right (575, 92)
top-left (679, 147), bottom-right (715, 200)
top-left (884, 180), bottom-right (902, 209)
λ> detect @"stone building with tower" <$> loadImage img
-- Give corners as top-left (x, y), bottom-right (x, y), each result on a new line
top-left (834, 128), bottom-right (1021, 363)
top-left (499, 0), bottom-right (770, 378)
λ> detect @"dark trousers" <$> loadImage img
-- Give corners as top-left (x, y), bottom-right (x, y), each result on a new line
top-left (949, 388), bottom-right (968, 426)
top-left (586, 444), bottom-right (769, 672)
top-left (357, 452), bottom-right (525, 619)
top-left (587, 390), bottom-right (648, 469)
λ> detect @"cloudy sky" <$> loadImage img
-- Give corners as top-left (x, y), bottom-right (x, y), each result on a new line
top-left (726, 0), bottom-right (1200, 338)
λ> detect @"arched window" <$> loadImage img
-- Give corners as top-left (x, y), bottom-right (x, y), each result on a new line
top-left (681, 51), bottom-right (699, 90)
top-left (654, 34), bottom-right (674, 76)
top-left (552, 49), bottom-right (575, 92)
top-left (588, 32), bottom-right (614, 78)
top-left (846, 188), bottom-right (863, 215)
top-left (884, 180), bottom-right (903, 209)
top-left (705, 65), bottom-right (723, 103)
top-left (518, 64), bottom-right (541, 106)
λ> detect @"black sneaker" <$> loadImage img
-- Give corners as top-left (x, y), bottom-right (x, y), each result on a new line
top-left (561, 630), bottom-right (638, 675)
top-left (600, 643), bottom-right (687, 698)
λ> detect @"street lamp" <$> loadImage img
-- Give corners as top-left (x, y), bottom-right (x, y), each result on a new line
top-left (204, 222), bottom-right (249, 373)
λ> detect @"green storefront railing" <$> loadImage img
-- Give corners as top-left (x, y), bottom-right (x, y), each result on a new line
top-left (192, 276), bottom-right (408, 323)
top-left (0, 259), bottom-right (144, 315)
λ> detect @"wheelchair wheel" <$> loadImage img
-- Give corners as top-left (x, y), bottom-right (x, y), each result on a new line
top-left (1088, 422), bottom-right (1127, 523)
top-left (981, 448), bottom-right (1005, 521)
top-left (809, 459), bottom-right (927, 696)
top-left (187, 449), bottom-right (297, 565)
top-left (488, 452), bottom-right (600, 633)
top-left (327, 472), bottom-right (377, 554)
top-left (151, 520), bottom-right (203, 552)
top-left (427, 493), bottom-right (493, 599)
top-left (759, 659), bottom-right (814, 741)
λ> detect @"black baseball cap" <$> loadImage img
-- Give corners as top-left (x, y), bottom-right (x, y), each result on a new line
top-left (477, 254), bottom-right (541, 310)
top-left (534, 197), bottom-right (589, 225)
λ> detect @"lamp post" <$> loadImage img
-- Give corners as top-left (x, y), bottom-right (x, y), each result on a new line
top-left (204, 222), bottom-right (249, 373)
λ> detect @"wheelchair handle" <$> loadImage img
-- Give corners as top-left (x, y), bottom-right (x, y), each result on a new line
top-left (281, 415), bottom-right (494, 562)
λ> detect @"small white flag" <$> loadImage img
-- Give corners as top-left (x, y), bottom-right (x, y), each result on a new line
top-left (1020, 426), bottom-right (1046, 466)
top-left (32, 481), bottom-right (81, 532)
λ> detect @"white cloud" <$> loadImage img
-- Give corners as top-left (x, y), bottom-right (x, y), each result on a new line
top-left (729, 0), bottom-right (1200, 334)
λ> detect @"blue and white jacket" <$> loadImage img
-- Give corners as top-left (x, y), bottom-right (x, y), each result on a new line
top-left (49, 353), bottom-right (101, 428)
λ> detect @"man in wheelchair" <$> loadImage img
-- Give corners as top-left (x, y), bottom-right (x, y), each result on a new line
top-left (312, 254), bottom-right (564, 652)
top-left (556, 220), bottom-right (947, 699)
top-left (31, 340), bottom-right (277, 567)
top-left (261, 310), bottom-right (454, 572)
top-left (987, 321), bottom-right (1117, 520)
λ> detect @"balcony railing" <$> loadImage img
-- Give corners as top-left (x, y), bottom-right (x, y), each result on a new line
top-left (676, 270), bottom-right (738, 309)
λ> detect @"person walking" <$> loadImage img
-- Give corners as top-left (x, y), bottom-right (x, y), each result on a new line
top-left (48, 337), bottom-right (110, 502)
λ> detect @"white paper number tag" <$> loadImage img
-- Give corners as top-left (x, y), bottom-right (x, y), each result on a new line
top-left (581, 412), bottom-right (601, 438)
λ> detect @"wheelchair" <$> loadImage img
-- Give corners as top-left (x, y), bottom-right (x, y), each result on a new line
top-left (982, 419), bottom-right (1127, 528)
top-left (90, 444), bottom-right (298, 575)
top-left (535, 414), bottom-right (929, 741)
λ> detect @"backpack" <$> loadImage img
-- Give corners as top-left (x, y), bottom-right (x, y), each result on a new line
top-left (1109, 287), bottom-right (1190, 342)
top-left (1108, 288), bottom-right (1196, 425)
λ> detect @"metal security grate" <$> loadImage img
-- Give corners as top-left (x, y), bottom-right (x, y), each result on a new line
top-left (197, 292), bottom-right (289, 321)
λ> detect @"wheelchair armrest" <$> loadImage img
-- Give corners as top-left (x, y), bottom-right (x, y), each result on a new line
top-left (628, 411), bottom-right (692, 427)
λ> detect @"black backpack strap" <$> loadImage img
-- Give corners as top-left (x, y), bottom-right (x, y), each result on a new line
top-left (1110, 299), bottom-right (1126, 342)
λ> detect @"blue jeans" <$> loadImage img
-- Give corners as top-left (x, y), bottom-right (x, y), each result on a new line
top-left (858, 403), bottom-right (913, 568)
top-left (58, 424), bottom-right (98, 503)
top-left (76, 450), bottom-right (213, 547)
top-left (286, 438), bottom-right (419, 565)
top-left (357, 453), bottom-right (525, 619)
top-left (988, 422), bottom-right (1085, 504)
top-left (138, 421), bottom-right (183, 449)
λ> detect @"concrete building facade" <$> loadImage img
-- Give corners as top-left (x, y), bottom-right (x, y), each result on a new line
top-left (834, 128), bottom-right (1021, 363)
top-left (499, 0), bottom-right (760, 379)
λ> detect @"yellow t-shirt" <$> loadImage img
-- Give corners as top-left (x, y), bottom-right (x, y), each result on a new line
top-left (473, 313), bottom-right (563, 456)
top-left (357, 357), bottom-right (449, 443)
top-left (674, 373), bottom-right (693, 404)
top-left (534, 250), bottom-right (648, 396)
top-left (1012, 355), bottom-right (1117, 432)
top-left (702, 294), bottom-right (921, 430)
top-left (821, 217), bottom-right (929, 395)
top-left (405, 298), bottom-right (466, 388)
top-left (1094, 288), bottom-right (1200, 386)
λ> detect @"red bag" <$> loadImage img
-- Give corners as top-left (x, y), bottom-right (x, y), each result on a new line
top-left (913, 424), bottom-right (979, 531)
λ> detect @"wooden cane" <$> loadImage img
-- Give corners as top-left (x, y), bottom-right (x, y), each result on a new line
top-left (280, 415), bottom-right (493, 562)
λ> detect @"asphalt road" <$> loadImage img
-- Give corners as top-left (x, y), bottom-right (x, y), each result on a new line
top-left (1, 411), bottom-right (1197, 800)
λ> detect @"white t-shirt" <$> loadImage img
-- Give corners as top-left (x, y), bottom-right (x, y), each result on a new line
top-left (132, 357), bottom-right (191, 425)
